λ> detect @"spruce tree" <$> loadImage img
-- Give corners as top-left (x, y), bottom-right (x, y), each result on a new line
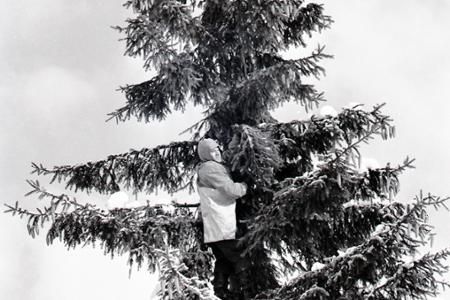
top-left (6, 1), bottom-right (449, 299)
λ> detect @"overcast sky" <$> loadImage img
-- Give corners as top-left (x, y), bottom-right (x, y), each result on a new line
top-left (1, 1), bottom-right (450, 299)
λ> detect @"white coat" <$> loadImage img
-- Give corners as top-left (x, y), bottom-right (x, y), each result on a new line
top-left (196, 139), bottom-right (247, 243)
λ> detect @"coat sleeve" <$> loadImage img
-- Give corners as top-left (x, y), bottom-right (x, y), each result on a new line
top-left (198, 162), bottom-right (247, 199)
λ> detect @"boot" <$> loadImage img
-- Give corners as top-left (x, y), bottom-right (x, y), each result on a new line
top-left (212, 271), bottom-right (230, 299)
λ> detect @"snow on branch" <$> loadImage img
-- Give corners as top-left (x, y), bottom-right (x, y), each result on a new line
top-left (5, 178), bottom-right (218, 300)
top-left (365, 250), bottom-right (450, 299)
top-left (267, 104), bottom-right (395, 174)
top-left (4, 180), bottom-right (211, 277)
top-left (156, 247), bottom-right (219, 300)
top-left (244, 156), bottom-right (419, 267)
top-left (254, 194), bottom-right (449, 300)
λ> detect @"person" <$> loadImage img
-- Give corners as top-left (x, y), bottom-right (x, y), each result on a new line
top-left (196, 138), bottom-right (251, 299)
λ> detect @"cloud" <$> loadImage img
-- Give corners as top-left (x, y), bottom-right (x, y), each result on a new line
top-left (22, 66), bottom-right (95, 116)
top-left (0, 65), bottom-right (97, 167)
top-left (0, 1), bottom-right (127, 74)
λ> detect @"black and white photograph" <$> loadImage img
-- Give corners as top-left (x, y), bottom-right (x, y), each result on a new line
top-left (1, 1), bottom-right (450, 299)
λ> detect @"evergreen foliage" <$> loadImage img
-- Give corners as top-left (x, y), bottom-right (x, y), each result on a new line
top-left (6, 1), bottom-right (449, 299)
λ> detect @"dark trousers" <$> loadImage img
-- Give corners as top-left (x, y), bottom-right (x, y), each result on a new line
top-left (208, 239), bottom-right (250, 298)
top-left (209, 239), bottom-right (249, 275)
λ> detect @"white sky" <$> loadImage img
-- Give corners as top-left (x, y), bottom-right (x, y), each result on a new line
top-left (1, 1), bottom-right (450, 299)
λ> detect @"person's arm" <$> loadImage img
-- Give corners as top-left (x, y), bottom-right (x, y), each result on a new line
top-left (198, 162), bottom-right (247, 199)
